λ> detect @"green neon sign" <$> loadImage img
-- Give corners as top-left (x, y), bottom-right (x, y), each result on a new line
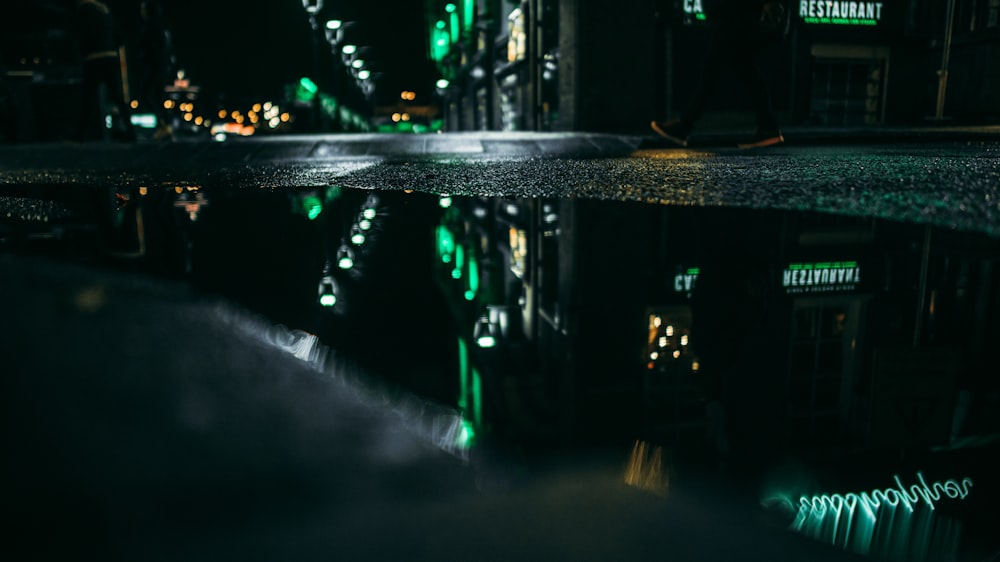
top-left (800, 1), bottom-right (883, 26)
top-left (783, 261), bottom-right (860, 293)
top-left (787, 472), bottom-right (972, 556)
top-left (795, 473), bottom-right (973, 525)
top-left (673, 267), bottom-right (699, 293)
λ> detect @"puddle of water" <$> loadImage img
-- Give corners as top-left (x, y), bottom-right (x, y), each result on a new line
top-left (3, 183), bottom-right (1000, 560)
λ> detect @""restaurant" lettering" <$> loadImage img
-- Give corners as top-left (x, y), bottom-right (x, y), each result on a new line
top-left (800, 0), bottom-right (883, 24)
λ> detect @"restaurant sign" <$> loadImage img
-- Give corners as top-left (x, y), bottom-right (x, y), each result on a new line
top-left (800, 1), bottom-right (884, 26)
top-left (783, 261), bottom-right (861, 294)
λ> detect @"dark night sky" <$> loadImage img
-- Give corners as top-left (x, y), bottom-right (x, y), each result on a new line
top-left (153, 0), bottom-right (438, 106)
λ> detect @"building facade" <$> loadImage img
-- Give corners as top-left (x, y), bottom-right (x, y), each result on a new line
top-left (435, 195), bottom-right (1000, 460)
top-left (426, 0), bottom-right (1000, 133)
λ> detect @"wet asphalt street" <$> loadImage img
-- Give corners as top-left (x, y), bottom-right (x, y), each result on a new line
top-left (1, 131), bottom-right (1000, 236)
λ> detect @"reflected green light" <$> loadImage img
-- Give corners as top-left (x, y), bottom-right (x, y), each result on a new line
top-left (455, 418), bottom-right (475, 448)
top-left (302, 195), bottom-right (323, 220)
top-left (338, 257), bottom-right (353, 269)
top-left (296, 77), bottom-right (319, 103)
top-left (457, 337), bottom-right (469, 411)
top-left (452, 244), bottom-right (464, 279)
top-left (471, 368), bottom-right (483, 427)
top-left (436, 225), bottom-right (455, 264)
top-left (320, 294), bottom-right (336, 307)
top-left (463, 0), bottom-right (474, 32)
top-left (786, 472), bottom-right (973, 558)
top-left (465, 254), bottom-right (479, 300)
top-left (325, 185), bottom-right (343, 202)
top-left (362, 208), bottom-right (376, 220)
top-left (351, 232), bottom-right (365, 245)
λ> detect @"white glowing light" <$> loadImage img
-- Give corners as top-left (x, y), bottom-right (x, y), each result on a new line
top-left (665, 325), bottom-right (674, 337)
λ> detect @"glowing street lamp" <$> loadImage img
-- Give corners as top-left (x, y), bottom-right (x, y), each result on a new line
top-left (336, 244), bottom-right (355, 270)
top-left (318, 274), bottom-right (338, 307)
top-left (301, 0), bottom-right (323, 14)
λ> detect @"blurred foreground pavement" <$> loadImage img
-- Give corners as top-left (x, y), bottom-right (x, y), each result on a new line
top-left (0, 253), bottom-right (865, 561)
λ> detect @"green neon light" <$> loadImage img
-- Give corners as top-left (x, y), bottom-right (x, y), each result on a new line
top-left (436, 225), bottom-right (455, 264)
top-left (450, 12), bottom-right (459, 43)
top-left (803, 16), bottom-right (878, 25)
top-left (789, 261), bottom-right (859, 270)
top-left (783, 261), bottom-right (861, 291)
top-left (695, 13), bottom-right (706, 20)
top-left (788, 472), bottom-right (973, 554)
top-left (457, 337), bottom-right (469, 411)
top-left (455, 418), bottom-right (475, 448)
top-left (465, 255), bottom-right (479, 301)
top-left (471, 368), bottom-right (483, 427)
top-left (325, 185), bottom-right (343, 202)
top-left (302, 195), bottom-right (323, 220)
top-left (296, 77), bottom-right (319, 103)
top-left (452, 244), bottom-right (464, 279)
top-left (463, 0), bottom-right (474, 32)
top-left (686, 267), bottom-right (700, 275)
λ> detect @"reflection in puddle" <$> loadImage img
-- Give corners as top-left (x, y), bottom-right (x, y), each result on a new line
top-left (3, 182), bottom-right (1000, 560)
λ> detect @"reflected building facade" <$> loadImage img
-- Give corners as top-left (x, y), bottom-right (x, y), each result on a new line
top-left (436, 195), bottom-right (1000, 461)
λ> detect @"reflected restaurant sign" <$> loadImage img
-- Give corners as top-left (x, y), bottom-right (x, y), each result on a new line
top-left (800, 1), bottom-right (884, 25)
top-left (783, 261), bottom-right (861, 294)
